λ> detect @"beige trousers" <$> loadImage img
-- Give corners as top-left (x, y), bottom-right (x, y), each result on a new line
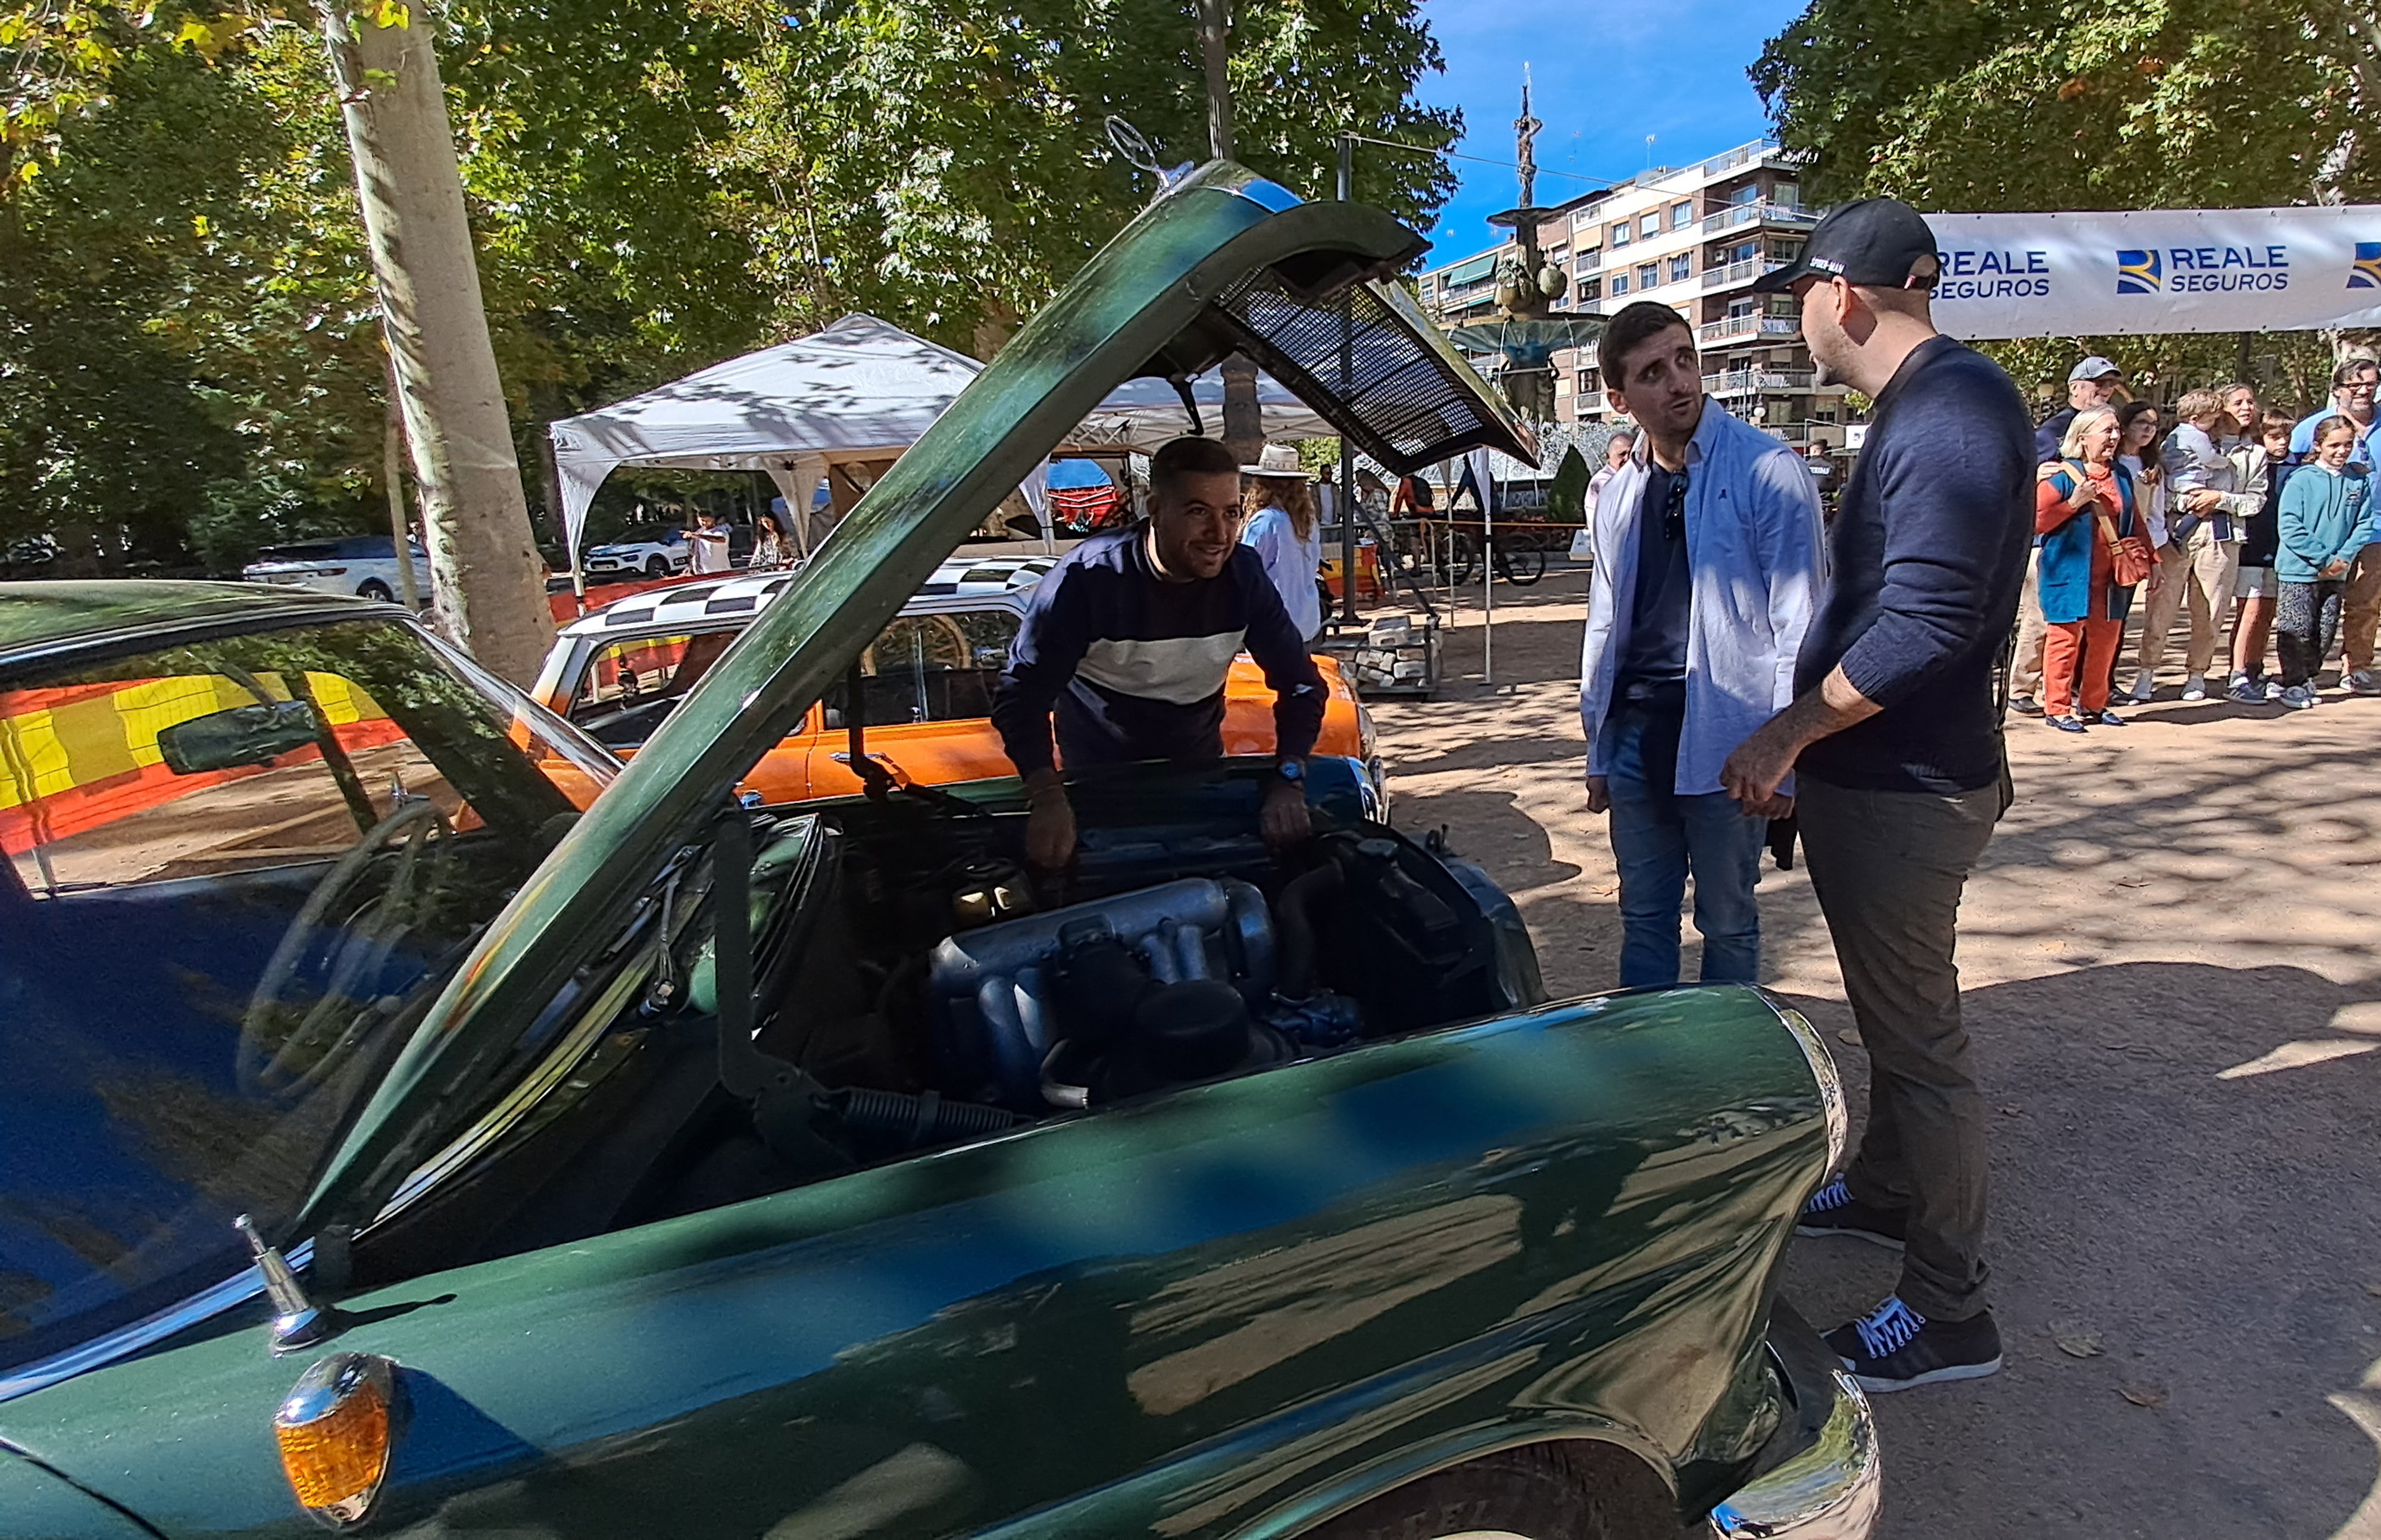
top-left (2135, 523), bottom-right (2240, 679)
top-left (2011, 548), bottom-right (2046, 698)
top-left (2344, 543), bottom-right (2381, 673)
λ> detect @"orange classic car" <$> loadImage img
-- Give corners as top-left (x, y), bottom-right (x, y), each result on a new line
top-left (530, 554), bottom-right (1383, 808)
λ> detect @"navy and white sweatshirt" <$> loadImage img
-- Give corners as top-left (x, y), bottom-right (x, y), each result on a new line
top-left (991, 526), bottom-right (1326, 775)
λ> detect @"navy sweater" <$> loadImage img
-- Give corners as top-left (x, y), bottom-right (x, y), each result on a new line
top-left (992, 526), bottom-right (1326, 775)
top-left (1796, 337), bottom-right (2035, 794)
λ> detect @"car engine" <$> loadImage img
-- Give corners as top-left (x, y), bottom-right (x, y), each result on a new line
top-left (927, 874), bottom-right (1364, 1113)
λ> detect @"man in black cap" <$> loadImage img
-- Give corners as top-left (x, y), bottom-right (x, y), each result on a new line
top-left (1720, 197), bottom-right (2035, 1394)
top-left (2036, 355), bottom-right (2127, 465)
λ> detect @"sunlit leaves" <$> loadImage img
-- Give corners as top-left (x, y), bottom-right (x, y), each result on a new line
top-left (1755, 0), bottom-right (2380, 211)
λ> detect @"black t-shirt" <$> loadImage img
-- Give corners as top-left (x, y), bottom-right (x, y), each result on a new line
top-left (1613, 464), bottom-right (1691, 707)
top-left (2240, 454), bottom-right (2284, 568)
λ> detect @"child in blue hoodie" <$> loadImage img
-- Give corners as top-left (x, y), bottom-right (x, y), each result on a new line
top-left (2274, 415), bottom-right (2376, 707)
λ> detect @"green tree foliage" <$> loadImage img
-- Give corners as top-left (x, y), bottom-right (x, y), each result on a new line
top-left (1751, 0), bottom-right (2376, 410)
top-left (0, 29), bottom-right (386, 568)
top-left (3, 0), bottom-right (1459, 570)
top-left (1546, 443), bottom-right (1588, 523)
top-left (1753, 0), bottom-right (2379, 210)
top-left (711, 0), bottom-right (1458, 354)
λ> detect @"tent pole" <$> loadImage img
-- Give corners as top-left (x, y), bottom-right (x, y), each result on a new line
top-left (1336, 132), bottom-right (1359, 629)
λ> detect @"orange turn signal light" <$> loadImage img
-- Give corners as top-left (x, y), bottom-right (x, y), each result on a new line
top-left (276, 1352), bottom-right (396, 1528)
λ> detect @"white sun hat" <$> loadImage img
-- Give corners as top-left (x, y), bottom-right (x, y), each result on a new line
top-left (1242, 443), bottom-right (1309, 479)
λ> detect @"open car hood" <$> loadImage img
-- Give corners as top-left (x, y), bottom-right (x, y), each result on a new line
top-left (297, 161), bottom-right (1538, 1235)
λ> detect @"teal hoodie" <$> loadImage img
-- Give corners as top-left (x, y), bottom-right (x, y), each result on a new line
top-left (2276, 464), bottom-right (2374, 582)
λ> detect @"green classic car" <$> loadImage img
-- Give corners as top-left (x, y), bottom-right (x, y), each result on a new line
top-left (0, 163), bottom-right (1876, 1539)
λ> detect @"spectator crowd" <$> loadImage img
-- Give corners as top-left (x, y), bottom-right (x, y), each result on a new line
top-left (2011, 354), bottom-right (2379, 726)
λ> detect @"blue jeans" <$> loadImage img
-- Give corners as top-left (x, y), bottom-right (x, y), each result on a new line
top-left (1603, 700), bottom-right (1768, 988)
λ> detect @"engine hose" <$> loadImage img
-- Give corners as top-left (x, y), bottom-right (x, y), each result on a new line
top-left (835, 1087), bottom-right (1024, 1142)
top-left (1274, 861), bottom-right (1345, 1002)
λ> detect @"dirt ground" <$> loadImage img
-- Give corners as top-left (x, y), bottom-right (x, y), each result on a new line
top-left (1360, 563), bottom-right (2381, 1539)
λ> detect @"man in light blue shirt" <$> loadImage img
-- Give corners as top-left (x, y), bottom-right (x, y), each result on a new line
top-left (1579, 302), bottom-right (1827, 986)
top-left (2289, 357), bottom-right (2377, 461)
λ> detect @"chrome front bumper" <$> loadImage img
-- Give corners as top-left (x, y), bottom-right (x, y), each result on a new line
top-left (1706, 1366), bottom-right (1882, 1539)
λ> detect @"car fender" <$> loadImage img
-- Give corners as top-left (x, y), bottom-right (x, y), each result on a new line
top-left (0, 1441), bottom-right (157, 1539)
top-left (0, 987), bottom-right (1826, 1539)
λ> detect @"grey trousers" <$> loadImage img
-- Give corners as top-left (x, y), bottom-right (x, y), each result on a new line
top-left (1796, 774), bottom-right (2002, 1322)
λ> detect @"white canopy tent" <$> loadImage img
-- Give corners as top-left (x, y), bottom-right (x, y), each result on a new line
top-left (549, 314), bottom-right (1338, 571)
top-left (548, 314), bottom-right (1032, 569)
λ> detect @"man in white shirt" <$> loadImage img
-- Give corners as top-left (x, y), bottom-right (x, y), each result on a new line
top-left (688, 510), bottom-right (733, 574)
top-left (1585, 430), bottom-right (1634, 521)
top-left (1579, 304), bottom-right (1825, 987)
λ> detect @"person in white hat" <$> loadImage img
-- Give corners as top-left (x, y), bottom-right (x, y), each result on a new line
top-left (1240, 443), bottom-right (1325, 642)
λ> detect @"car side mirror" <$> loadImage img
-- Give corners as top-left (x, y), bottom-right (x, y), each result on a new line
top-left (158, 699), bottom-right (323, 774)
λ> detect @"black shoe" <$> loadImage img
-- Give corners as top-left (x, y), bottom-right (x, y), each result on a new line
top-left (2091, 709), bottom-right (2127, 726)
top-left (1793, 1176), bottom-right (1908, 1250)
top-left (1824, 1297), bottom-right (2002, 1392)
top-left (2008, 694), bottom-right (2043, 717)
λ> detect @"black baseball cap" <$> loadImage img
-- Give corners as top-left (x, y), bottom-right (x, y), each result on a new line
top-left (1752, 197), bottom-right (1939, 293)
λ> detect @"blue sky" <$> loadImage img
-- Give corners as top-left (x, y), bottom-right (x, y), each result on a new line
top-left (1411, 0), bottom-right (1812, 261)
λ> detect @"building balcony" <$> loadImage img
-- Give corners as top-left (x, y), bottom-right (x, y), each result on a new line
top-left (1698, 313), bottom-right (1801, 345)
top-left (1701, 256), bottom-right (1789, 291)
top-left (1701, 201), bottom-right (1818, 236)
top-left (1574, 248), bottom-right (1602, 273)
top-left (1703, 367), bottom-right (1817, 397)
top-left (1696, 141), bottom-right (1808, 180)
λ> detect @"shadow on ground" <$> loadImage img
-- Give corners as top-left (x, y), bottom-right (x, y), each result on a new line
top-left (1361, 567), bottom-right (2381, 1539)
top-left (1782, 959), bottom-right (2381, 1539)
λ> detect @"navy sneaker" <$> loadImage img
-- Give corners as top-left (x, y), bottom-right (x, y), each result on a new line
top-left (2227, 677), bottom-right (2267, 704)
top-left (1793, 1176), bottom-right (1907, 1250)
top-left (1824, 1296), bottom-right (2003, 1392)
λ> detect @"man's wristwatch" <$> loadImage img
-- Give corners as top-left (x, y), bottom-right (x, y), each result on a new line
top-left (1274, 758), bottom-right (1305, 787)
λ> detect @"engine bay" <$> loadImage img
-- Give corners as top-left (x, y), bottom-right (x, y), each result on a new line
top-left (363, 796), bottom-right (1539, 1273)
top-left (754, 813), bottom-right (1517, 1124)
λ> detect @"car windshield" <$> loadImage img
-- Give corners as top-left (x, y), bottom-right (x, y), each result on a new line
top-left (0, 616), bottom-right (614, 1374)
top-left (565, 608), bottom-right (1020, 750)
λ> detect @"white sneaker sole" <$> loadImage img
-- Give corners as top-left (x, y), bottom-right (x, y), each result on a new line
top-left (1843, 1355), bottom-right (2004, 1393)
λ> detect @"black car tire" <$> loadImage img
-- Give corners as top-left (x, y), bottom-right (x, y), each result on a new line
top-left (645, 556), bottom-right (669, 577)
top-left (358, 579), bottom-right (395, 602)
top-left (1301, 1442), bottom-right (1671, 1540)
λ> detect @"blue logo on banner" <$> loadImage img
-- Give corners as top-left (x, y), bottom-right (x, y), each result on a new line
top-left (2116, 249), bottom-right (2163, 294)
top-left (2351, 242), bottom-right (2381, 290)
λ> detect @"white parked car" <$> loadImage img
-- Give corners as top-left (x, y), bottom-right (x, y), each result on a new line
top-left (242, 535), bottom-right (431, 603)
top-left (583, 529), bottom-right (689, 579)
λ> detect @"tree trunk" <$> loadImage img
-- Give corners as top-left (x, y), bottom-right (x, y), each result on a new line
top-left (1221, 353), bottom-right (1264, 464)
top-left (1193, 1), bottom-right (1260, 460)
top-left (383, 377), bottom-right (420, 610)
top-left (1195, 0), bottom-right (1232, 161)
top-left (320, 3), bottom-right (554, 683)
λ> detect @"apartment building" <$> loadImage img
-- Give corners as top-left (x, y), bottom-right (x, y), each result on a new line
top-left (1421, 139), bottom-right (1854, 451)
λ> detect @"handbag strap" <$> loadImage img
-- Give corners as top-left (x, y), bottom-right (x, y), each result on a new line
top-left (2070, 460), bottom-right (2133, 545)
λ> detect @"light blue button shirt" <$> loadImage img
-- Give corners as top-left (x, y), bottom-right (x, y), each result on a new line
top-left (1579, 399), bottom-right (1829, 796)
